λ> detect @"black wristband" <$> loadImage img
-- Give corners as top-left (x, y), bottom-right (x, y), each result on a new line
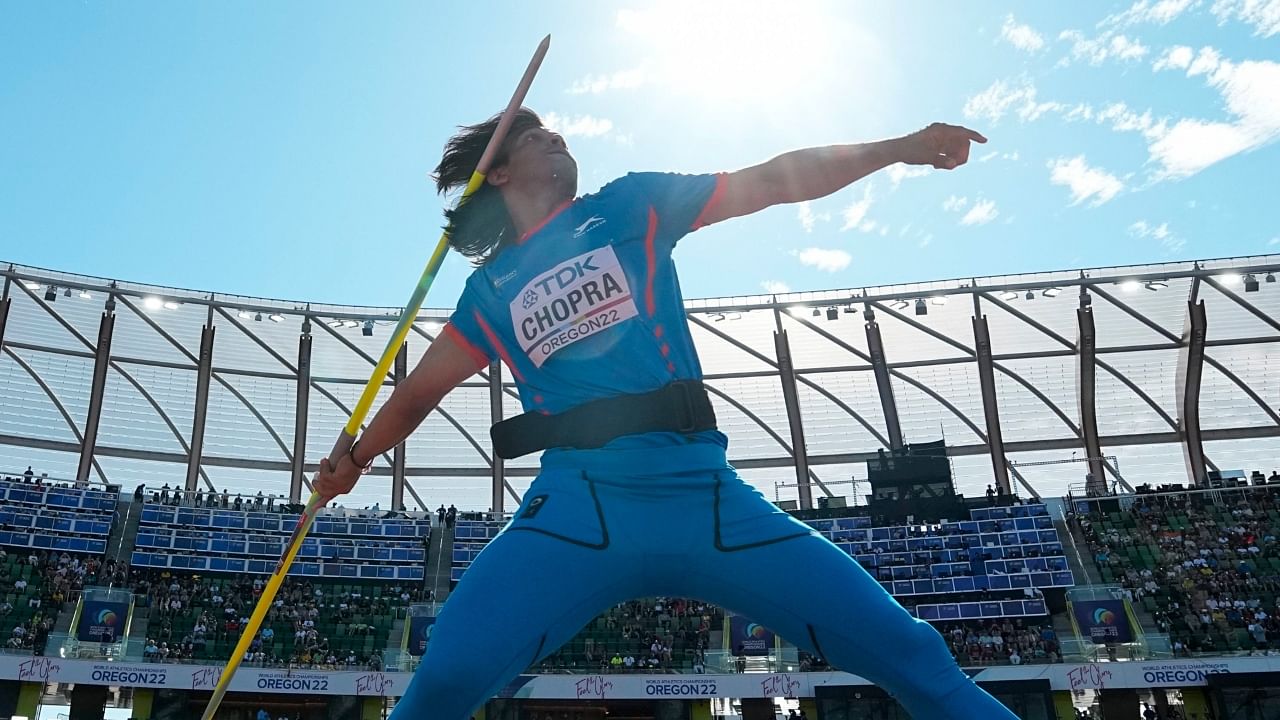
top-left (349, 441), bottom-right (374, 474)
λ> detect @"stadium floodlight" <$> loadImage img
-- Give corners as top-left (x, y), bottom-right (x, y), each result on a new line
top-left (826, 307), bottom-right (839, 321)
top-left (143, 296), bottom-right (164, 310)
top-left (22, 281), bottom-right (41, 291)
top-left (78, 289), bottom-right (91, 299)
top-left (63, 287), bottom-right (72, 298)
top-left (1120, 280), bottom-right (1142, 293)
top-left (163, 301), bottom-right (180, 310)
top-left (237, 309), bottom-right (252, 319)
top-left (930, 296), bottom-right (947, 306)
top-left (1268, 273), bottom-right (1276, 283)
top-left (268, 313), bottom-right (285, 322)
top-left (1145, 281), bottom-right (1167, 291)
top-left (811, 307), bottom-right (821, 317)
top-left (362, 320), bottom-right (374, 337)
top-left (1024, 290), bottom-right (1035, 300)
top-left (1042, 287), bottom-right (1061, 297)
top-left (892, 300), bottom-right (909, 310)
top-left (44, 287), bottom-right (57, 302)
top-left (999, 291), bottom-right (1017, 301)
top-left (842, 305), bottom-right (858, 314)
top-left (914, 299), bottom-right (927, 315)
top-left (1245, 275), bottom-right (1260, 292)
top-left (254, 312), bottom-right (263, 322)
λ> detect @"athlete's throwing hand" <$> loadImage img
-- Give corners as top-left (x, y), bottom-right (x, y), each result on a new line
top-left (315, 453), bottom-right (363, 502)
top-left (898, 123), bottom-right (988, 170)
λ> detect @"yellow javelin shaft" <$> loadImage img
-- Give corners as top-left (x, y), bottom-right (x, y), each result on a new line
top-left (198, 34), bottom-right (550, 720)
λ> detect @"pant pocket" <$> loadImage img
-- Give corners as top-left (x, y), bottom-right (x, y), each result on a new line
top-left (713, 472), bottom-right (813, 552)
top-left (503, 470), bottom-right (610, 549)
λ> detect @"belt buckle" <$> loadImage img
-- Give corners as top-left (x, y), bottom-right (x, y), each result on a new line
top-left (671, 381), bottom-right (698, 433)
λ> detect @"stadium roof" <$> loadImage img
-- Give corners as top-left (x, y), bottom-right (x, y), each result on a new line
top-left (3, 255), bottom-right (1279, 510)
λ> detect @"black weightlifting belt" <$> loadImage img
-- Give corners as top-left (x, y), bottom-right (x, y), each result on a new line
top-left (490, 380), bottom-right (718, 459)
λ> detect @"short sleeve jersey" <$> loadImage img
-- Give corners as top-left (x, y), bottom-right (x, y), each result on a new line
top-left (444, 172), bottom-right (725, 417)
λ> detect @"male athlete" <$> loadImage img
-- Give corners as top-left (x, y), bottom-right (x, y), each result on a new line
top-left (315, 110), bottom-right (1014, 719)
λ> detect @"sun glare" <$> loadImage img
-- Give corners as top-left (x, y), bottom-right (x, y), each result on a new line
top-left (617, 1), bottom-right (839, 104)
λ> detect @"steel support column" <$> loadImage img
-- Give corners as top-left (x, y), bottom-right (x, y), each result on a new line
top-left (865, 315), bottom-right (904, 450)
top-left (289, 322), bottom-right (312, 503)
top-left (972, 313), bottom-right (1012, 495)
top-left (1076, 306), bottom-right (1107, 493)
top-left (774, 309), bottom-right (813, 509)
top-left (1177, 299), bottom-right (1209, 486)
top-left (186, 307), bottom-right (215, 492)
top-left (392, 342), bottom-right (408, 511)
top-left (76, 304), bottom-right (115, 485)
top-left (489, 361), bottom-right (505, 514)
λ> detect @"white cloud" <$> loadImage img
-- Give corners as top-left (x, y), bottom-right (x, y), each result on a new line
top-left (919, 233), bottom-right (934, 248)
top-left (978, 150), bottom-right (999, 162)
top-left (840, 184), bottom-right (875, 231)
top-left (761, 280), bottom-right (791, 294)
top-left (540, 112), bottom-right (614, 138)
top-left (887, 164), bottom-right (932, 186)
top-left (1047, 156), bottom-right (1125, 205)
top-left (797, 202), bottom-right (816, 233)
top-left (1097, 102), bottom-right (1167, 138)
top-left (1111, 0), bottom-right (1199, 25)
top-left (1058, 30), bottom-right (1150, 66)
top-left (859, 220), bottom-right (878, 233)
top-left (796, 248), bottom-right (852, 272)
top-left (1130, 219), bottom-right (1186, 252)
top-left (963, 77), bottom-right (1061, 124)
top-left (960, 199), bottom-right (1000, 225)
top-left (567, 68), bottom-right (647, 95)
top-left (1000, 15), bottom-right (1046, 52)
top-left (943, 195), bottom-right (969, 212)
top-left (1150, 53), bottom-right (1280, 177)
top-left (1210, 0), bottom-right (1280, 36)
top-left (1153, 45), bottom-right (1195, 71)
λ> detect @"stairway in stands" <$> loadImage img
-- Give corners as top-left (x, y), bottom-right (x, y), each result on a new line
top-left (107, 492), bottom-right (142, 565)
top-left (423, 523), bottom-right (454, 603)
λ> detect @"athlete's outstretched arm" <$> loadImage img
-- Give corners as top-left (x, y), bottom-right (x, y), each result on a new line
top-left (696, 123), bottom-right (987, 227)
top-left (313, 331), bottom-right (483, 500)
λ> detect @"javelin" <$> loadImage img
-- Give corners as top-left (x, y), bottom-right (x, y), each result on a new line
top-left (198, 34), bottom-right (551, 720)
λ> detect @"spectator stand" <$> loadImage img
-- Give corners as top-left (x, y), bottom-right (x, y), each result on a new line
top-left (1074, 481), bottom-right (1280, 660)
top-left (0, 475), bottom-right (117, 555)
top-left (130, 493), bottom-right (431, 581)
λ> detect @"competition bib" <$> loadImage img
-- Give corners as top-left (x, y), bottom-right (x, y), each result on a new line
top-left (510, 245), bottom-right (639, 367)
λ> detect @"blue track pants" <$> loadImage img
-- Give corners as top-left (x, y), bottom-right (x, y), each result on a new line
top-left (390, 451), bottom-right (1017, 720)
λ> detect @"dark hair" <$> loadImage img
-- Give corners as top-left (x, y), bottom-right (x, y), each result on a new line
top-left (433, 108), bottom-right (544, 265)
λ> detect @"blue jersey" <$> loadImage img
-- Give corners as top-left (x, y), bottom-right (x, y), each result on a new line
top-left (444, 171), bottom-right (726, 451)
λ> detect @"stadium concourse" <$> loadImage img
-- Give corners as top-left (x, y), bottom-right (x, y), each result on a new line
top-left (2, 257), bottom-right (1280, 720)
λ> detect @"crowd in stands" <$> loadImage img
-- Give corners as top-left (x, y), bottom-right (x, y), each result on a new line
top-left (1075, 485), bottom-right (1280, 656)
top-left (1, 549), bottom-right (126, 653)
top-left (134, 569), bottom-right (428, 670)
top-left (537, 598), bottom-right (718, 674)
top-left (933, 619), bottom-right (1061, 665)
top-left (139, 484), bottom-right (456, 524)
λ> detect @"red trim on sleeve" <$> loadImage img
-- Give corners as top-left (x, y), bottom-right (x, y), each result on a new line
top-left (643, 206), bottom-right (660, 317)
top-left (473, 310), bottom-right (526, 383)
top-left (690, 172), bottom-right (729, 231)
top-left (441, 322), bottom-right (491, 371)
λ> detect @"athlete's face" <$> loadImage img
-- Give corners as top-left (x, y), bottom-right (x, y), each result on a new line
top-left (499, 126), bottom-right (578, 195)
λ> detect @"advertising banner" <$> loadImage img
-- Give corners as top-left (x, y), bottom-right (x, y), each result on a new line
top-left (728, 616), bottom-right (776, 656)
top-left (1072, 599), bottom-right (1134, 644)
top-left (76, 599), bottom-right (129, 643)
top-left (407, 616), bottom-right (436, 657)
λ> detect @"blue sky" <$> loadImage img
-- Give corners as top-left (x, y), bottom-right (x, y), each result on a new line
top-left (2, 1), bottom-right (1277, 309)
